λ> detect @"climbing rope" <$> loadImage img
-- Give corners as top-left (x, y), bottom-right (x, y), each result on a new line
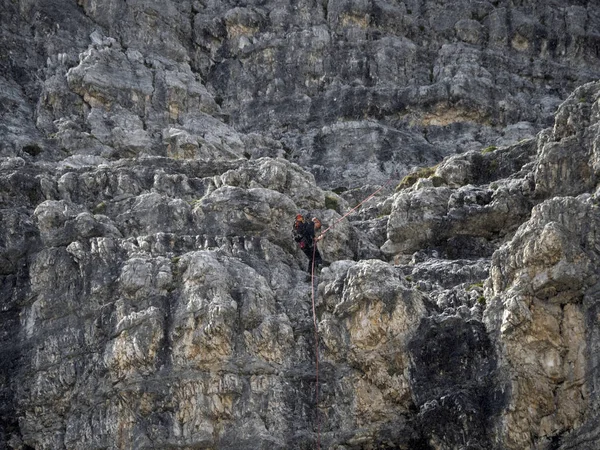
top-left (310, 244), bottom-right (321, 450)
top-left (319, 174), bottom-right (398, 238)
top-left (308, 172), bottom-right (397, 449)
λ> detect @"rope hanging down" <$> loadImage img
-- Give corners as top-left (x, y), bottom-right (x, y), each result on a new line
top-left (310, 244), bottom-right (321, 450)
top-left (309, 172), bottom-right (397, 450)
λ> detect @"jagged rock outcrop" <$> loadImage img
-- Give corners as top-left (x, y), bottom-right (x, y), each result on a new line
top-left (484, 196), bottom-right (597, 450)
top-left (2, 1), bottom-right (600, 450)
top-left (483, 83), bottom-right (600, 450)
top-left (383, 138), bottom-right (537, 259)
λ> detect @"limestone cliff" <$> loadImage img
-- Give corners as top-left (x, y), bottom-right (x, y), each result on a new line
top-left (1, 1), bottom-right (600, 449)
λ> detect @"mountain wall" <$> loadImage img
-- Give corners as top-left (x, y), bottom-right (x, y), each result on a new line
top-left (1, 1), bottom-right (600, 449)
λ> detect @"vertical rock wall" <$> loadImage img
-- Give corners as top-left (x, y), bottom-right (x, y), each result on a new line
top-left (1, 1), bottom-right (600, 449)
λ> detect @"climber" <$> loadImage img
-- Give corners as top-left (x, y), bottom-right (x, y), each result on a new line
top-left (293, 214), bottom-right (323, 273)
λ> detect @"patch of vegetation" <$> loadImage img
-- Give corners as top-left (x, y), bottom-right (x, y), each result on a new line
top-left (93, 201), bottom-right (107, 214)
top-left (430, 175), bottom-right (445, 187)
top-left (477, 296), bottom-right (486, 305)
top-left (468, 281), bottom-right (484, 291)
top-left (488, 159), bottom-right (499, 173)
top-left (325, 194), bottom-right (339, 211)
top-left (481, 145), bottom-right (497, 154)
top-left (395, 165), bottom-right (437, 191)
top-left (405, 276), bottom-right (413, 282)
top-left (396, 173), bottom-right (419, 190)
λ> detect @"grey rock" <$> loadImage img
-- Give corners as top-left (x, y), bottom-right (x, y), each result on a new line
top-left (383, 186), bottom-right (453, 255)
top-left (2, 2), bottom-right (600, 450)
top-left (535, 82), bottom-right (600, 199)
top-left (407, 314), bottom-right (505, 450)
top-left (484, 194), bottom-right (600, 449)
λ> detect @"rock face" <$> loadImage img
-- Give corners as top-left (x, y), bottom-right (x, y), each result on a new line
top-left (1, 1), bottom-right (600, 449)
top-left (3, 1), bottom-right (600, 185)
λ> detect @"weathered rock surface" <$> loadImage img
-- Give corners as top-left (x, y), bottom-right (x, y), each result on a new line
top-left (2, 1), bottom-right (600, 449)
top-left (484, 196), bottom-right (599, 450)
top-left (3, 1), bottom-right (600, 185)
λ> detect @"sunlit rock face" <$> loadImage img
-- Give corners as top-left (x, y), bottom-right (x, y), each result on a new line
top-left (485, 197), bottom-right (596, 450)
top-left (2, 0), bottom-right (600, 449)
top-left (483, 86), bottom-right (600, 450)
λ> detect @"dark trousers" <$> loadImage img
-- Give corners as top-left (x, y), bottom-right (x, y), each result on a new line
top-left (302, 245), bottom-right (322, 273)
